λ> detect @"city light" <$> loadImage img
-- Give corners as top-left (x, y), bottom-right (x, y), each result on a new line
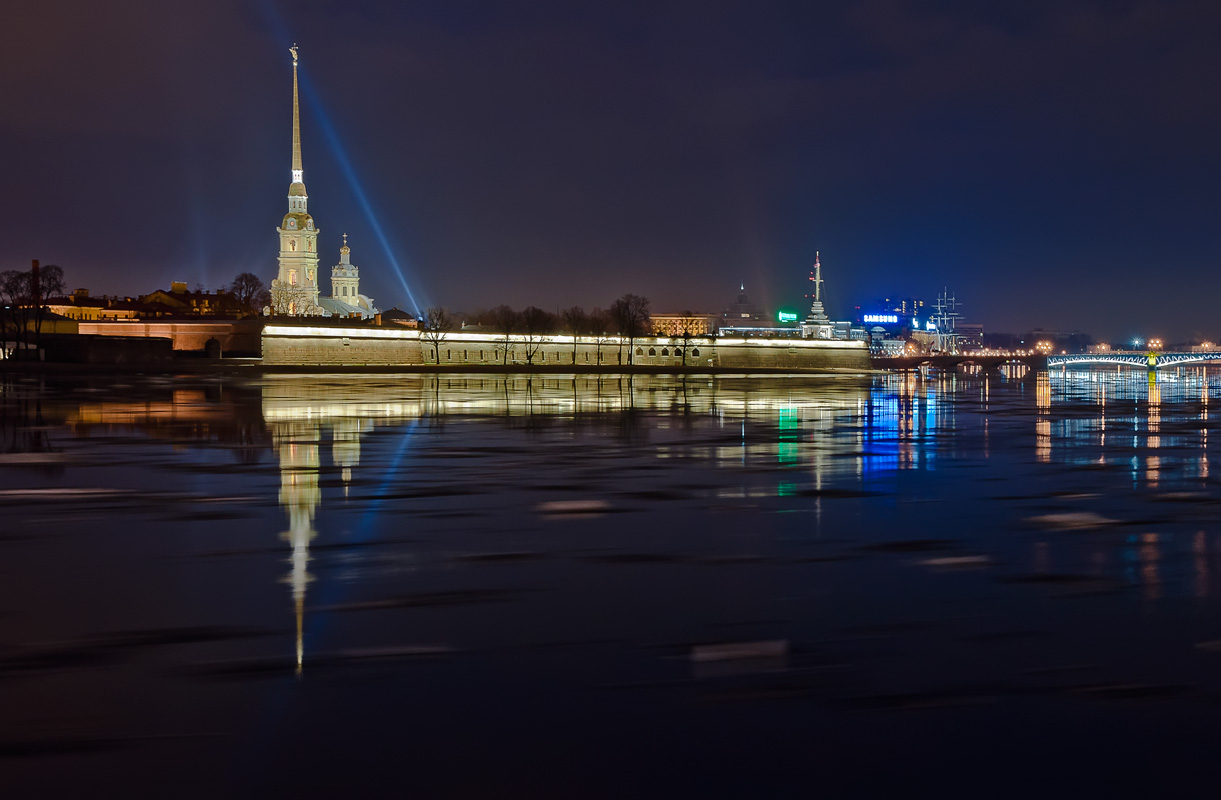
top-left (1149, 338), bottom-right (1163, 351)
top-left (1035, 340), bottom-right (1053, 354)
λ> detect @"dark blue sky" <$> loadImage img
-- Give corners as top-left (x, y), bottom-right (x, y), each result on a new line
top-left (5, 0), bottom-right (1221, 341)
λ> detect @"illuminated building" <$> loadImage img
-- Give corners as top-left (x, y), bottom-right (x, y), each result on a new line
top-left (270, 45), bottom-right (323, 316)
top-left (317, 234), bottom-right (379, 319)
top-left (651, 313), bottom-right (719, 336)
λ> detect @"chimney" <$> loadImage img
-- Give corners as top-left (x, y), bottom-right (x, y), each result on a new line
top-left (374, 313), bottom-right (382, 326)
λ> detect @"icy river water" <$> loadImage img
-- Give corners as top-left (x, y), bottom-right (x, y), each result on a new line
top-left (2, 369), bottom-right (1221, 796)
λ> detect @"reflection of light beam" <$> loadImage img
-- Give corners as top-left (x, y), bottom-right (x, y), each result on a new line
top-left (298, 71), bottom-right (424, 316)
top-left (300, 422), bottom-right (420, 658)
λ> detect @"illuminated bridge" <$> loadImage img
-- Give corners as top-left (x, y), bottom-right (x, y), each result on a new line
top-left (1047, 351), bottom-right (1221, 370)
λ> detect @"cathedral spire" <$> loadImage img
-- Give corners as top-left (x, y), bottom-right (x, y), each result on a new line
top-left (290, 44), bottom-right (303, 183)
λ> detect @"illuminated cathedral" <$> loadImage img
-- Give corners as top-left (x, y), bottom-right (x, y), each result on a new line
top-left (270, 46), bottom-right (378, 319)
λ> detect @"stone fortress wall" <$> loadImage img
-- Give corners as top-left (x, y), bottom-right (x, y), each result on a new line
top-left (262, 325), bottom-right (871, 370)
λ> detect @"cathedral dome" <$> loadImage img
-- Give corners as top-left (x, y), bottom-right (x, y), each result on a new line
top-left (288, 182), bottom-right (308, 197)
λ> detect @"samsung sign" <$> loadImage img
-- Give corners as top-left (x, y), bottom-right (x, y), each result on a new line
top-left (863, 314), bottom-right (899, 324)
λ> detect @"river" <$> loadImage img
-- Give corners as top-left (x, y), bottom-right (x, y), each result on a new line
top-left (1, 369), bottom-right (1218, 796)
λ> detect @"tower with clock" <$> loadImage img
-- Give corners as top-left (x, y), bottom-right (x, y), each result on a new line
top-left (270, 44), bottom-right (322, 316)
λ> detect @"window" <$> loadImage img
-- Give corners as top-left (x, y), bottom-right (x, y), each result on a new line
top-left (480, 350), bottom-right (484, 360)
top-left (447, 349), bottom-right (451, 360)
top-left (585, 352), bottom-right (589, 362)
top-left (463, 350), bottom-right (468, 360)
top-left (692, 348), bottom-right (700, 357)
top-left (660, 348), bottom-right (669, 356)
top-left (636, 347), bottom-right (644, 356)
top-left (648, 348), bottom-right (656, 356)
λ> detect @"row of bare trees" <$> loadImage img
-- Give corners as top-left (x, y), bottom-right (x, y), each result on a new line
top-left (421, 294), bottom-right (655, 365)
top-left (1, 262), bottom-right (66, 358)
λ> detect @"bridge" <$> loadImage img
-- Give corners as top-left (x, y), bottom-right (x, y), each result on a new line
top-left (1047, 351), bottom-right (1221, 370)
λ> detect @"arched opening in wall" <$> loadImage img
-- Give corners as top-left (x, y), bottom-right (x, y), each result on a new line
top-left (636, 348), bottom-right (644, 356)
top-left (692, 348), bottom-right (700, 357)
top-left (648, 348), bottom-right (656, 356)
top-left (203, 338), bottom-right (222, 359)
top-left (463, 350), bottom-right (468, 360)
top-left (480, 350), bottom-right (484, 360)
top-left (676, 348), bottom-right (683, 359)
top-left (585, 352), bottom-right (590, 362)
top-left (660, 348), bottom-right (669, 356)
top-left (446, 349), bottom-right (452, 360)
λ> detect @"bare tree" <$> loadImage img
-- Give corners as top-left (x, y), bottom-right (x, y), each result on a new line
top-left (610, 293), bottom-right (650, 365)
top-left (0, 270), bottom-right (28, 355)
top-left (673, 311), bottom-right (697, 366)
top-left (490, 304), bottom-right (519, 365)
top-left (0, 263), bottom-right (66, 356)
top-left (269, 281), bottom-right (321, 316)
top-left (561, 306), bottom-right (587, 364)
top-left (421, 306), bottom-right (452, 363)
top-left (520, 306), bottom-right (554, 365)
top-left (588, 307), bottom-right (611, 365)
top-left (228, 272), bottom-right (271, 316)
top-left (30, 264), bottom-right (64, 350)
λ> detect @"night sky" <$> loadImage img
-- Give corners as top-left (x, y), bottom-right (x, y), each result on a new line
top-left (6, 0), bottom-right (1221, 341)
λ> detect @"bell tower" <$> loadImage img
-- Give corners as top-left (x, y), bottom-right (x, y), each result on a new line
top-left (270, 44), bottom-right (321, 315)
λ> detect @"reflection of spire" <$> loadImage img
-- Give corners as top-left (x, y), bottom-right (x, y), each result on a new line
top-left (275, 427), bottom-right (319, 673)
top-left (289, 520), bottom-right (312, 673)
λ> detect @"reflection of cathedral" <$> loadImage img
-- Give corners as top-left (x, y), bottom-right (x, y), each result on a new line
top-left (269, 46), bottom-right (378, 319)
top-left (266, 381), bottom-right (377, 671)
top-left (274, 420), bottom-right (319, 673)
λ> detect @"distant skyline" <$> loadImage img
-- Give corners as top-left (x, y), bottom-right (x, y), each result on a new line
top-left (5, 0), bottom-right (1221, 341)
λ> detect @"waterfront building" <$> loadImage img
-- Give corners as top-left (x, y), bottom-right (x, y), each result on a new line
top-left (957, 322), bottom-right (984, 350)
top-left (651, 313), bottom-right (719, 337)
top-left (140, 283), bottom-right (246, 317)
top-left (45, 289), bottom-right (143, 321)
top-left (723, 285), bottom-right (765, 323)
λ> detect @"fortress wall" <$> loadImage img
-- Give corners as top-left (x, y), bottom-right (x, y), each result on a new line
top-left (262, 325), bottom-right (425, 365)
top-left (262, 327), bottom-right (871, 370)
top-left (79, 320), bottom-right (262, 353)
